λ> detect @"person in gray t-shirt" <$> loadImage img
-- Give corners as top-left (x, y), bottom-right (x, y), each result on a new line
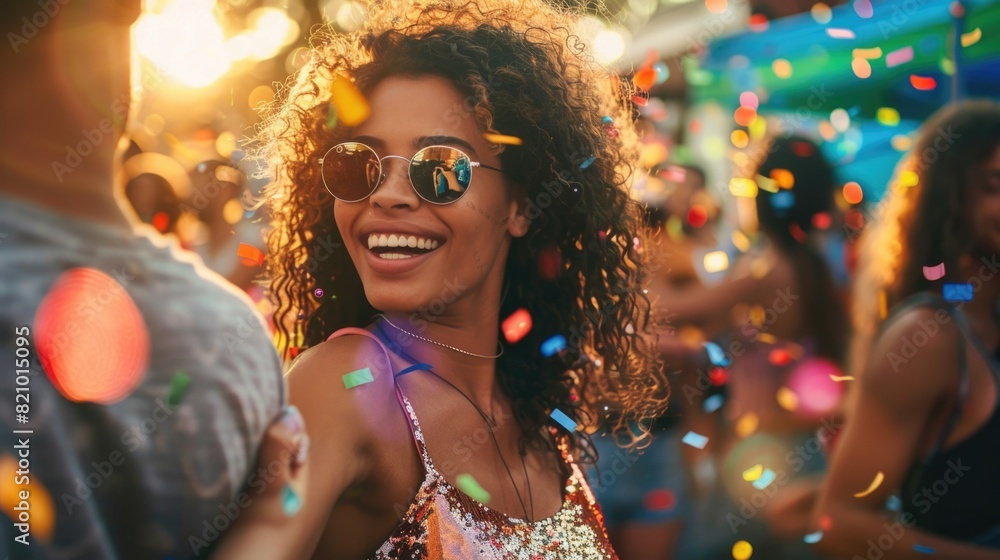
top-left (0, 2), bottom-right (295, 558)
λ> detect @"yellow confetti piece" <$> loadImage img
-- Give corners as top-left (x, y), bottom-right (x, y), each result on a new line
top-left (749, 304), bottom-right (766, 326)
top-left (330, 74), bottom-right (370, 127)
top-left (961, 27), bottom-right (981, 47)
top-left (940, 57), bottom-right (956, 76)
top-left (772, 58), bottom-right (793, 79)
top-left (777, 387), bottom-right (799, 411)
top-left (704, 251), bottom-right (730, 273)
top-left (731, 230), bottom-right (751, 252)
top-left (754, 174), bottom-right (779, 193)
top-left (757, 332), bottom-right (778, 344)
top-left (854, 471), bottom-right (885, 497)
top-left (852, 47), bottom-right (882, 60)
top-left (736, 412), bottom-right (759, 438)
top-left (830, 374), bottom-right (855, 382)
top-left (750, 257), bottom-right (771, 279)
top-left (876, 107), bottom-right (900, 127)
top-left (482, 133), bottom-right (523, 146)
top-left (742, 464), bottom-right (764, 481)
top-left (729, 178), bottom-right (758, 197)
top-left (899, 170), bottom-right (919, 187)
top-left (732, 539), bottom-right (754, 560)
top-left (1, 454), bottom-right (55, 543)
top-left (731, 130), bottom-right (750, 149)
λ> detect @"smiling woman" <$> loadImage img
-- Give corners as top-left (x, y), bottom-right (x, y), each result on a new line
top-left (249, 0), bottom-right (668, 557)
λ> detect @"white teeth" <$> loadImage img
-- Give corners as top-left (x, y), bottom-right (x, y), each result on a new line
top-left (378, 253), bottom-right (414, 260)
top-left (366, 233), bottom-right (441, 251)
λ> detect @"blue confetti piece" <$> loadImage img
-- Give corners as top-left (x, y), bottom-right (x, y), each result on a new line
top-left (703, 394), bottom-right (724, 413)
top-left (550, 408), bottom-right (578, 432)
top-left (541, 334), bottom-right (567, 357)
top-left (885, 495), bottom-right (902, 512)
top-left (282, 484), bottom-right (302, 516)
top-left (751, 468), bottom-right (777, 490)
top-left (703, 341), bottom-right (730, 367)
top-left (913, 544), bottom-right (935, 554)
top-left (772, 190), bottom-right (795, 210)
top-left (681, 431), bottom-right (709, 449)
top-left (579, 156), bottom-right (597, 169)
top-left (803, 530), bottom-right (823, 544)
top-left (942, 283), bottom-right (973, 302)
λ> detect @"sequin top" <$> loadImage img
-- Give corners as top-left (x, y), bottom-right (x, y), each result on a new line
top-left (327, 327), bottom-right (618, 560)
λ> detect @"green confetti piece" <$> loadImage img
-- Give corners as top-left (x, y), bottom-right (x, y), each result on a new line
top-left (326, 105), bottom-right (338, 129)
top-left (167, 372), bottom-right (192, 408)
top-left (455, 473), bottom-right (491, 504)
top-left (342, 367), bottom-right (374, 389)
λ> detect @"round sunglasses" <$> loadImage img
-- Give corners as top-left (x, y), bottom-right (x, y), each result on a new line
top-left (319, 142), bottom-right (503, 204)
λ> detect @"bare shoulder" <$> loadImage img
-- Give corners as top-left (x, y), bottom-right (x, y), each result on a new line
top-left (860, 305), bottom-right (962, 413)
top-left (286, 333), bottom-right (401, 477)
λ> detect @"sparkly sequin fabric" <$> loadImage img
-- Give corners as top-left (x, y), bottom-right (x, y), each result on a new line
top-left (372, 388), bottom-right (619, 560)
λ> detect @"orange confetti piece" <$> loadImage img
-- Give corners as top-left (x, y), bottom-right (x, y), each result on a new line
top-left (829, 374), bottom-right (855, 382)
top-left (854, 471), bottom-right (885, 497)
top-left (909, 75), bottom-right (936, 91)
top-left (502, 308), bottom-right (532, 343)
top-left (330, 74), bottom-right (370, 127)
top-left (852, 47), bottom-right (882, 60)
top-left (237, 243), bottom-right (265, 267)
top-left (482, 133), bottom-right (523, 146)
top-left (852, 58), bottom-right (872, 79)
top-left (961, 28), bottom-right (981, 48)
top-left (633, 67), bottom-right (657, 91)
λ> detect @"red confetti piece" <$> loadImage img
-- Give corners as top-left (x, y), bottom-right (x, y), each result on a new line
top-left (748, 13), bottom-right (769, 32)
top-left (812, 212), bottom-right (832, 230)
top-left (502, 308), bottom-right (532, 343)
top-left (687, 205), bottom-right (708, 228)
top-left (791, 141), bottom-right (814, 157)
top-left (151, 211), bottom-right (170, 232)
top-left (769, 348), bottom-right (792, 366)
top-left (910, 75), bottom-right (937, 91)
top-left (709, 367), bottom-right (728, 386)
top-left (789, 223), bottom-right (807, 243)
top-left (643, 489), bottom-right (676, 511)
top-left (237, 243), bottom-right (265, 267)
top-left (537, 246), bottom-right (562, 280)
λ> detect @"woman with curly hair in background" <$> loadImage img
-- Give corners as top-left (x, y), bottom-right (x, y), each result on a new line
top-left (214, 0), bottom-right (669, 557)
top-left (814, 100), bottom-right (1000, 558)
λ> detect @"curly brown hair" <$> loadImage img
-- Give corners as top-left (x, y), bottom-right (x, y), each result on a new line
top-left (255, 0), bottom-right (669, 456)
top-left (851, 100), bottom-right (1000, 376)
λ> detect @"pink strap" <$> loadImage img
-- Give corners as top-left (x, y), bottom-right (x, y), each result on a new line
top-left (326, 327), bottom-right (430, 469)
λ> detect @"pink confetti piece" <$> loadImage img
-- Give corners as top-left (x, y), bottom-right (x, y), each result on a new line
top-left (922, 263), bottom-right (946, 281)
top-left (885, 46), bottom-right (914, 68)
top-left (853, 0), bottom-right (873, 18)
top-left (826, 28), bottom-right (856, 40)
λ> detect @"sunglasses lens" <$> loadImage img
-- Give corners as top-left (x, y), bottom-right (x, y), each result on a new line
top-left (409, 147), bottom-right (473, 203)
top-left (321, 142), bottom-right (381, 202)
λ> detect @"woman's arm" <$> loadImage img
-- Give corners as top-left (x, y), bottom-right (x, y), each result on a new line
top-left (813, 308), bottom-right (1000, 560)
top-left (212, 336), bottom-right (382, 559)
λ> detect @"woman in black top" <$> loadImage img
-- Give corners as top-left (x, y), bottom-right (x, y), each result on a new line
top-left (815, 100), bottom-right (1000, 558)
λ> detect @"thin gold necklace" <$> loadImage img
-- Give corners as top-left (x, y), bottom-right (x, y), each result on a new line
top-left (379, 314), bottom-right (504, 359)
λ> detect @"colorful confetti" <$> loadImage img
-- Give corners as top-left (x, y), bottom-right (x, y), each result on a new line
top-left (886, 495), bottom-right (903, 512)
top-left (923, 263), bottom-right (946, 281)
top-left (550, 408), bottom-right (578, 432)
top-left (854, 471), bottom-right (885, 497)
top-left (772, 58), bottom-right (793, 79)
top-left (742, 464), bottom-right (763, 481)
top-left (751, 468), bottom-right (777, 490)
top-left (776, 386), bottom-right (799, 411)
top-left (237, 243), bottom-right (265, 266)
top-left (876, 107), bottom-right (900, 127)
top-left (540, 334), bottom-right (567, 357)
top-left (829, 374), bottom-right (855, 382)
top-left (704, 394), bottom-right (725, 413)
top-left (804, 530), bottom-right (824, 544)
top-left (282, 484), bottom-right (302, 516)
top-left (810, 2), bottom-right (832, 23)
top-left (771, 168), bottom-right (795, 189)
top-left (729, 178), bottom-right (758, 197)
top-left (687, 205), bottom-right (709, 228)
top-left (732, 539), bottom-right (753, 560)
top-left (579, 156), bottom-right (597, 169)
top-left (910, 75), bottom-right (937, 91)
top-left (166, 371), bottom-right (192, 408)
top-left (314, 288), bottom-right (324, 298)
top-left (852, 57), bottom-right (872, 79)
top-left (482, 133), bottom-right (523, 146)
top-left (329, 74), bottom-right (370, 127)
top-left (682, 431), bottom-right (709, 449)
top-left (502, 308), bottom-right (533, 343)
top-left (456, 473), bottom-right (492, 503)
top-left (704, 341), bottom-right (731, 367)
top-left (961, 27), bottom-right (981, 48)
top-left (943, 283), bottom-right (973, 301)
top-left (885, 46), bottom-right (914, 68)
top-left (853, 0), bottom-right (873, 18)
top-left (852, 47), bottom-right (882, 60)
top-left (736, 412), bottom-right (759, 437)
top-left (826, 28), bottom-right (856, 40)
top-left (843, 182), bottom-right (864, 204)
top-left (913, 544), bottom-right (936, 554)
top-left (342, 367), bottom-right (374, 389)
top-left (704, 251), bottom-right (730, 274)
top-left (643, 489), bottom-right (676, 511)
